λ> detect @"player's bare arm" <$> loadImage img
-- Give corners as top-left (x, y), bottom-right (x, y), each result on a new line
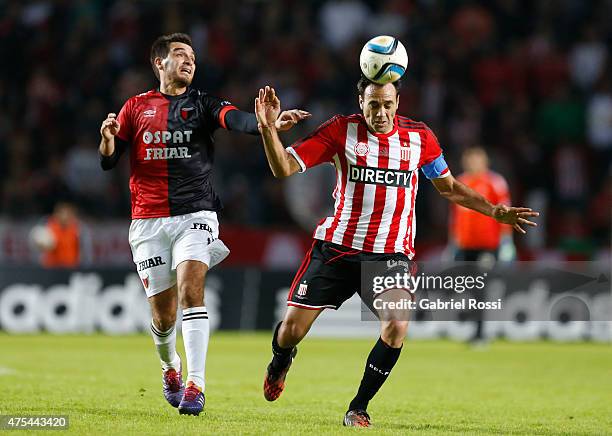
top-left (431, 174), bottom-right (539, 234)
top-left (255, 86), bottom-right (305, 178)
top-left (99, 112), bottom-right (120, 156)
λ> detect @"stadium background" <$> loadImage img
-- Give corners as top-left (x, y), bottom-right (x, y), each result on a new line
top-left (0, 0), bottom-right (610, 338)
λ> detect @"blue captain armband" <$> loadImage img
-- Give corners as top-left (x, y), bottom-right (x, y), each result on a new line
top-left (421, 154), bottom-right (450, 179)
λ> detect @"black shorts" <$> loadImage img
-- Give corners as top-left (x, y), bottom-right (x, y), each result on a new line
top-left (287, 240), bottom-right (415, 311)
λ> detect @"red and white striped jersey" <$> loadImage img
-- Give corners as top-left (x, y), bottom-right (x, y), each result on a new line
top-left (287, 114), bottom-right (449, 258)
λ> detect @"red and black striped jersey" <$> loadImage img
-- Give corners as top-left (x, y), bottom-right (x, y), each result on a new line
top-left (108, 88), bottom-right (245, 219)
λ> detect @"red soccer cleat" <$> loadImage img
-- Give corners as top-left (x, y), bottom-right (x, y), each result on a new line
top-left (162, 365), bottom-right (185, 408)
top-left (343, 409), bottom-right (372, 427)
top-left (263, 347), bottom-right (297, 401)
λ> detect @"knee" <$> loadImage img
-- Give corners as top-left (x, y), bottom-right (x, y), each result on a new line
top-left (178, 282), bottom-right (204, 308)
top-left (152, 311), bottom-right (177, 332)
top-left (381, 320), bottom-right (408, 348)
top-left (279, 319), bottom-right (309, 345)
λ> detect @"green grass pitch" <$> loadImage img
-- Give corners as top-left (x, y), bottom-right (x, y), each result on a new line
top-left (1, 333), bottom-right (611, 435)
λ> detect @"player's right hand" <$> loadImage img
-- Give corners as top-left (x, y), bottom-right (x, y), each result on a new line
top-left (255, 86), bottom-right (281, 130)
top-left (100, 113), bottom-right (120, 140)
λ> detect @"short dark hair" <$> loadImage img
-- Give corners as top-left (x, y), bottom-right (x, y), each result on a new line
top-left (357, 75), bottom-right (402, 97)
top-left (150, 33), bottom-right (193, 80)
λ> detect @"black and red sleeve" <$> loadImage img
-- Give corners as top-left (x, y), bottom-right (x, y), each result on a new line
top-left (200, 94), bottom-right (258, 135)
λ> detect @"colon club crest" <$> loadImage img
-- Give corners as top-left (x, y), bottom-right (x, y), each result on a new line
top-left (180, 107), bottom-right (194, 120)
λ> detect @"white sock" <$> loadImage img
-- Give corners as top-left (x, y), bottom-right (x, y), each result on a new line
top-left (181, 306), bottom-right (209, 390)
top-left (150, 322), bottom-right (180, 371)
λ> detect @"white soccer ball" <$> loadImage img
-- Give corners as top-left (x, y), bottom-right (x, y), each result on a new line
top-left (359, 35), bottom-right (408, 84)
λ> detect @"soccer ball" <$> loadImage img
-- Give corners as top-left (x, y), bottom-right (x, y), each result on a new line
top-left (359, 35), bottom-right (408, 84)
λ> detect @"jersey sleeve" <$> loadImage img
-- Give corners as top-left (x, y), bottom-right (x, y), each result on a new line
top-left (420, 127), bottom-right (450, 179)
top-left (224, 109), bottom-right (259, 134)
top-left (286, 116), bottom-right (343, 173)
top-left (116, 98), bottom-right (135, 142)
top-left (199, 93), bottom-right (238, 131)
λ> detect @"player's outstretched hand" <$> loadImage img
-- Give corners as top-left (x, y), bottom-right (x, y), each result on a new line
top-left (100, 113), bottom-right (120, 140)
top-left (492, 205), bottom-right (539, 234)
top-left (275, 109), bottom-right (311, 131)
top-left (255, 86), bottom-right (281, 130)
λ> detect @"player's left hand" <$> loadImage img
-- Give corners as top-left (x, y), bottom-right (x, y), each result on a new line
top-left (492, 205), bottom-right (539, 234)
top-left (275, 109), bottom-right (311, 131)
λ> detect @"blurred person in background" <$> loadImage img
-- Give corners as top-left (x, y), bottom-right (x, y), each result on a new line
top-left (447, 147), bottom-right (515, 345)
top-left (99, 33), bottom-right (308, 416)
top-left (30, 202), bottom-right (92, 268)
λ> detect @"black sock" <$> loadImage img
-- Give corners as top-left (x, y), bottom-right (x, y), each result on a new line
top-left (271, 322), bottom-right (294, 371)
top-left (348, 337), bottom-right (402, 411)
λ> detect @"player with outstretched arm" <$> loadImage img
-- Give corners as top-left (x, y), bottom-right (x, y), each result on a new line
top-left (99, 33), bottom-right (308, 416)
top-left (254, 81), bottom-right (538, 427)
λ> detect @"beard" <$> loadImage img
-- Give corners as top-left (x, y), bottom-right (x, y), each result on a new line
top-left (171, 69), bottom-right (193, 88)
top-left (174, 76), bottom-right (192, 87)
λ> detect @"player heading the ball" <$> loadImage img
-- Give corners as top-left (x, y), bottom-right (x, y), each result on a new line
top-left (254, 64), bottom-right (538, 428)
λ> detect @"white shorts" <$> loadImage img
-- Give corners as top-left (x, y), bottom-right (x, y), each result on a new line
top-left (129, 210), bottom-right (230, 297)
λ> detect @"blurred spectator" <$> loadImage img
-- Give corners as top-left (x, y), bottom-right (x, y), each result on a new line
top-left (450, 3), bottom-right (494, 51)
top-left (367, 0), bottom-right (409, 38)
top-left (527, 31), bottom-right (569, 99)
top-left (587, 76), bottom-right (612, 183)
top-left (448, 94), bottom-right (482, 150)
top-left (554, 211), bottom-right (593, 258)
top-left (588, 169), bottom-right (612, 244)
top-left (536, 86), bottom-right (585, 146)
top-left (64, 133), bottom-right (112, 215)
top-left (30, 202), bottom-right (92, 268)
top-left (553, 143), bottom-right (588, 208)
top-left (421, 61), bottom-right (446, 124)
top-left (569, 28), bottom-right (608, 91)
top-left (319, 0), bottom-right (369, 51)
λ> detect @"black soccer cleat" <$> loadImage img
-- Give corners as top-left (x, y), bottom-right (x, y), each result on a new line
top-left (263, 347), bottom-right (297, 401)
top-left (343, 409), bottom-right (372, 427)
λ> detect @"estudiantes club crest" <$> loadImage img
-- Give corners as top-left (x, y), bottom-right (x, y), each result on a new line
top-left (355, 141), bottom-right (369, 157)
